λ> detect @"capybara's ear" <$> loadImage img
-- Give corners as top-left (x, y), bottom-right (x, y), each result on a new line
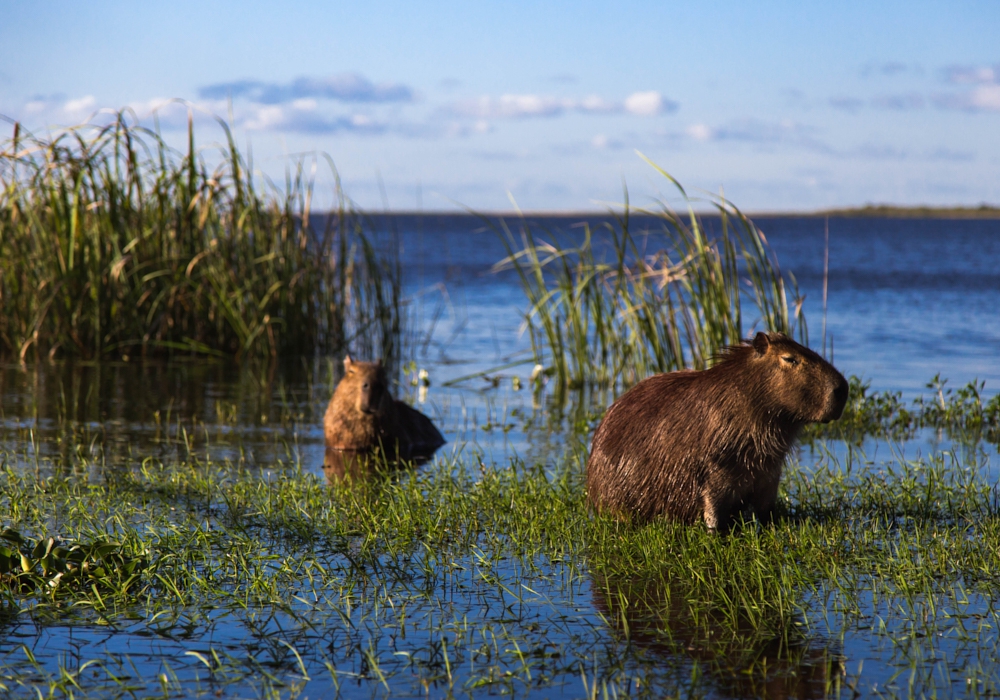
top-left (344, 355), bottom-right (353, 368)
top-left (375, 358), bottom-right (383, 368)
top-left (752, 332), bottom-right (770, 355)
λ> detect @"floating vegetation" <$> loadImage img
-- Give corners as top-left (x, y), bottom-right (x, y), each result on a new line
top-left (0, 528), bottom-right (145, 599)
top-left (495, 164), bottom-right (805, 390)
top-left (0, 112), bottom-right (401, 363)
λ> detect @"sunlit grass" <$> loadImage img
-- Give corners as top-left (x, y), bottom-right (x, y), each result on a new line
top-left (0, 111), bottom-right (401, 363)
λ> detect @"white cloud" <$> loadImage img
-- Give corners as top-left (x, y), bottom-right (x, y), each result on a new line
top-left (966, 84), bottom-right (1000, 110)
top-left (63, 95), bottom-right (96, 115)
top-left (945, 64), bottom-right (999, 84)
top-left (935, 84), bottom-right (1000, 112)
top-left (579, 94), bottom-right (617, 113)
top-left (686, 123), bottom-right (713, 141)
top-left (446, 90), bottom-right (676, 120)
top-left (589, 133), bottom-right (625, 150)
top-left (624, 91), bottom-right (667, 116)
top-left (244, 105), bottom-right (286, 130)
top-left (450, 94), bottom-right (570, 119)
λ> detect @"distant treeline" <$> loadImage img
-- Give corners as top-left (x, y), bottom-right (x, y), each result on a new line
top-left (811, 203), bottom-right (1000, 219)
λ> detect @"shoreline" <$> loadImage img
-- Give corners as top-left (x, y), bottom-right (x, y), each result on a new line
top-left (357, 205), bottom-right (1000, 219)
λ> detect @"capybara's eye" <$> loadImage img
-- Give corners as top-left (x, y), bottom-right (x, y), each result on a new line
top-left (781, 355), bottom-right (799, 366)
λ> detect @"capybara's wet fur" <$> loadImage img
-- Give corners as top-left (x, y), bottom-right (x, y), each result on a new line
top-left (323, 356), bottom-right (445, 479)
top-left (586, 332), bottom-right (848, 530)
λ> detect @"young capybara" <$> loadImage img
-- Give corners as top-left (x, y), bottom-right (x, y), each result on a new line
top-left (586, 332), bottom-right (848, 530)
top-left (323, 356), bottom-right (445, 479)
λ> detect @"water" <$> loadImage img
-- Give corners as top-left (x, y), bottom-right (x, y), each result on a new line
top-left (392, 213), bottom-right (1000, 396)
top-left (1, 214), bottom-right (1000, 698)
top-left (4, 215), bottom-right (999, 473)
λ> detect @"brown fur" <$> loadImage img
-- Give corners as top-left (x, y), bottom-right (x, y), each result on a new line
top-left (323, 356), bottom-right (445, 479)
top-left (586, 332), bottom-right (848, 529)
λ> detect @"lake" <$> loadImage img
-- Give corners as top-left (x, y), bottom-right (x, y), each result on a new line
top-left (1, 213), bottom-right (999, 698)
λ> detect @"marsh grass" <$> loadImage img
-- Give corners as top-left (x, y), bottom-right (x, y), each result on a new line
top-left (0, 112), bottom-right (401, 363)
top-left (2, 437), bottom-right (1000, 697)
top-left (495, 169), bottom-right (805, 390)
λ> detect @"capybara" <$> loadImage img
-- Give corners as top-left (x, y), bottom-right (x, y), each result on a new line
top-left (586, 332), bottom-right (848, 529)
top-left (323, 356), bottom-right (445, 479)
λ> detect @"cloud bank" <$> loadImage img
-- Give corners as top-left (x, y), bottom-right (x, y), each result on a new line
top-left (445, 91), bottom-right (677, 120)
top-left (198, 73), bottom-right (416, 104)
top-left (935, 63), bottom-right (1000, 111)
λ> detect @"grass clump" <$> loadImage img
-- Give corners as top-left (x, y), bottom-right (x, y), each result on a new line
top-left (0, 111), bottom-right (401, 363)
top-left (496, 164), bottom-right (804, 390)
top-left (0, 527), bottom-right (145, 600)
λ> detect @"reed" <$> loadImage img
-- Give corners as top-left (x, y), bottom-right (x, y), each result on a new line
top-left (495, 165), bottom-right (805, 390)
top-left (0, 111), bottom-right (401, 363)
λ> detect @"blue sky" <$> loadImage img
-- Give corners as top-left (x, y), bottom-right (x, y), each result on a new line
top-left (2, 0), bottom-right (998, 211)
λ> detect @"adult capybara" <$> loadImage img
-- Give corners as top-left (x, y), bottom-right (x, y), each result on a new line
top-left (586, 332), bottom-right (848, 529)
top-left (323, 356), bottom-right (445, 479)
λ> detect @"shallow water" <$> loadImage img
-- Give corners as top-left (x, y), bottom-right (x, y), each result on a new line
top-left (2, 214), bottom-right (1000, 698)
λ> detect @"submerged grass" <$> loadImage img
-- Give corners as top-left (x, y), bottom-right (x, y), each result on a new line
top-left (495, 166), bottom-right (805, 390)
top-left (2, 437), bottom-right (1000, 697)
top-left (0, 112), bottom-right (401, 363)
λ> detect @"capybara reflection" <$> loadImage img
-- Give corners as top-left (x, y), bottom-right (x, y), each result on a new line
top-left (589, 573), bottom-right (840, 699)
top-left (323, 356), bottom-right (445, 480)
top-left (586, 332), bottom-right (848, 529)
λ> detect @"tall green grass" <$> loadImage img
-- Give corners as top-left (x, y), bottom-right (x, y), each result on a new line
top-left (496, 165), bottom-right (805, 389)
top-left (0, 110), bottom-right (401, 363)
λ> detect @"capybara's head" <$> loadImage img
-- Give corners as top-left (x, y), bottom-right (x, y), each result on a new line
top-left (341, 356), bottom-right (390, 415)
top-left (749, 332), bottom-right (848, 424)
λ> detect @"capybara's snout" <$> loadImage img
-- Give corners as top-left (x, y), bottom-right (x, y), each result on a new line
top-left (822, 374), bottom-right (849, 423)
top-left (359, 381), bottom-right (382, 414)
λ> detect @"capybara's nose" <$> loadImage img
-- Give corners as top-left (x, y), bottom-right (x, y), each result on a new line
top-left (834, 376), bottom-right (849, 407)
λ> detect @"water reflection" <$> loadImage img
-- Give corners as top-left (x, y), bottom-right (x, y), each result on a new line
top-left (322, 447), bottom-right (444, 483)
top-left (589, 572), bottom-right (843, 699)
top-left (0, 359), bottom-right (331, 474)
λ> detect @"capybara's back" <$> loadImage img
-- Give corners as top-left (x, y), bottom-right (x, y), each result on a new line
top-left (323, 356), bottom-right (445, 479)
top-left (586, 332), bottom-right (848, 529)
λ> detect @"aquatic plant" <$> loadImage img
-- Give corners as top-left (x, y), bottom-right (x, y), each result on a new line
top-left (0, 528), bottom-right (145, 599)
top-left (0, 111), bottom-right (401, 363)
top-left (495, 164), bottom-right (805, 389)
top-left (2, 438), bottom-right (1000, 696)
